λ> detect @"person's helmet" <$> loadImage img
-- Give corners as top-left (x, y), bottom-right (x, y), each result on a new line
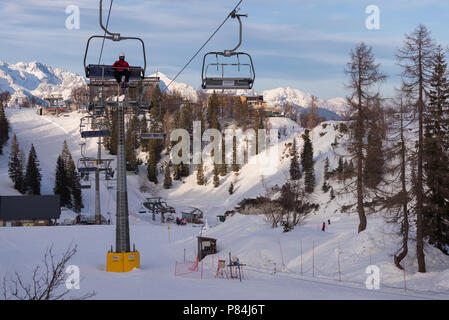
top-left (119, 52), bottom-right (125, 59)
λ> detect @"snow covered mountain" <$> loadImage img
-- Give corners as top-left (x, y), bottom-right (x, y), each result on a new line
top-left (0, 61), bottom-right (86, 103)
top-left (263, 87), bottom-right (347, 116)
top-left (152, 72), bottom-right (199, 103)
top-left (0, 60), bottom-right (346, 115)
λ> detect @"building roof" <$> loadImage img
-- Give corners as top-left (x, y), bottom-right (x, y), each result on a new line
top-left (0, 195), bottom-right (61, 221)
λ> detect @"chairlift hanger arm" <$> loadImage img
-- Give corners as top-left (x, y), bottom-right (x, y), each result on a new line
top-left (224, 10), bottom-right (248, 56)
top-left (100, 0), bottom-right (119, 39)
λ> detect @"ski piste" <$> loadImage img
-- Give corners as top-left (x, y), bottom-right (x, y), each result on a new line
top-left (1, 0), bottom-right (449, 305)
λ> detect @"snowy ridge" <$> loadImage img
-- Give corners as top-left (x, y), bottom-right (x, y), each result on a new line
top-left (0, 61), bottom-right (86, 103)
top-left (152, 72), bottom-right (199, 103)
top-left (263, 87), bottom-right (347, 116)
top-left (0, 60), bottom-right (346, 116)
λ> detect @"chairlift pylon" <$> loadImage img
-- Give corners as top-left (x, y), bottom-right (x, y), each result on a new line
top-left (201, 9), bottom-right (255, 90)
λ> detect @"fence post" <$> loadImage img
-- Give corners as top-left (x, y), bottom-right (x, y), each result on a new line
top-left (201, 261), bottom-right (204, 280)
top-left (175, 261), bottom-right (178, 277)
top-left (184, 248), bottom-right (186, 263)
top-left (300, 239), bottom-right (303, 275)
top-left (278, 238), bottom-right (285, 270)
top-left (403, 268), bottom-right (407, 291)
top-left (338, 243), bottom-right (341, 282)
top-left (312, 240), bottom-right (315, 277)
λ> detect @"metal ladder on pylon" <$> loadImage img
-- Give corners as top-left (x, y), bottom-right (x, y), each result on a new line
top-left (116, 86), bottom-right (130, 253)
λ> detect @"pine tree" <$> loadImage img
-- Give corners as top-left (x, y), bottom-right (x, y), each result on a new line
top-left (207, 93), bottom-right (221, 130)
top-left (307, 96), bottom-right (319, 129)
top-left (253, 109), bottom-right (265, 154)
top-left (321, 181), bottom-right (330, 193)
top-left (213, 162), bottom-right (220, 188)
top-left (61, 140), bottom-right (71, 165)
top-left (232, 136), bottom-right (240, 173)
top-left (220, 136), bottom-right (227, 176)
top-left (181, 162), bottom-right (190, 177)
top-left (147, 150), bottom-right (158, 184)
top-left (229, 182), bottom-right (234, 195)
top-left (236, 98), bottom-right (249, 127)
top-left (140, 117), bottom-right (150, 153)
top-left (60, 141), bottom-right (83, 210)
top-left (322, 157), bottom-right (331, 193)
top-left (397, 24), bottom-right (436, 272)
top-left (364, 104), bottom-right (385, 189)
top-left (181, 102), bottom-right (193, 135)
top-left (289, 138), bottom-right (301, 180)
top-left (423, 47), bottom-right (449, 254)
top-left (387, 93), bottom-right (413, 269)
top-left (8, 134), bottom-right (25, 193)
top-left (54, 155), bottom-right (71, 207)
top-left (301, 130), bottom-right (315, 193)
top-left (67, 153), bottom-right (83, 212)
top-left (0, 104), bottom-right (9, 155)
top-left (71, 170), bottom-right (83, 213)
top-left (336, 156), bottom-right (344, 180)
top-left (172, 163), bottom-right (181, 181)
top-left (345, 42), bottom-right (386, 233)
top-left (196, 160), bottom-right (205, 186)
top-left (163, 162), bottom-right (172, 189)
top-left (324, 157), bottom-right (330, 181)
top-left (24, 144), bottom-right (42, 195)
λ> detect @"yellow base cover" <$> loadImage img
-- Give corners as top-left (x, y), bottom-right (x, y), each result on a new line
top-left (107, 251), bottom-right (140, 273)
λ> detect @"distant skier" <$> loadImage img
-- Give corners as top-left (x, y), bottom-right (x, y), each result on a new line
top-left (113, 52), bottom-right (130, 88)
top-left (328, 219), bottom-right (331, 225)
top-left (322, 222), bottom-right (326, 232)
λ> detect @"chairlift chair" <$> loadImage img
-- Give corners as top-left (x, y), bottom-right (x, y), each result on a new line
top-left (201, 10), bottom-right (255, 90)
top-left (83, 0), bottom-right (156, 114)
top-left (106, 179), bottom-right (116, 190)
top-left (78, 163), bottom-right (93, 189)
top-left (80, 115), bottom-right (110, 138)
top-left (77, 157), bottom-right (98, 174)
top-left (84, 0), bottom-right (147, 82)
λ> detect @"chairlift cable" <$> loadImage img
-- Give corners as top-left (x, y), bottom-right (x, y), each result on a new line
top-left (163, 0), bottom-right (244, 93)
top-left (98, 0), bottom-right (114, 65)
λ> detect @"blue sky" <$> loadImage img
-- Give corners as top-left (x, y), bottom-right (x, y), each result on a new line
top-left (0, 0), bottom-right (448, 99)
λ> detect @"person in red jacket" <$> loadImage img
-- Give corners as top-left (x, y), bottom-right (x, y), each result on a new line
top-left (113, 52), bottom-right (130, 87)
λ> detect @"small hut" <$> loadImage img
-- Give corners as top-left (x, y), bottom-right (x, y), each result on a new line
top-left (197, 236), bottom-right (217, 261)
top-left (181, 208), bottom-right (204, 224)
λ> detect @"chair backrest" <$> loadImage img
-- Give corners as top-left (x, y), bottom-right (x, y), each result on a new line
top-left (86, 64), bottom-right (144, 80)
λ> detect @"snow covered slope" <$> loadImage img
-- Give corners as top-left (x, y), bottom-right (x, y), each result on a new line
top-left (1, 108), bottom-right (449, 299)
